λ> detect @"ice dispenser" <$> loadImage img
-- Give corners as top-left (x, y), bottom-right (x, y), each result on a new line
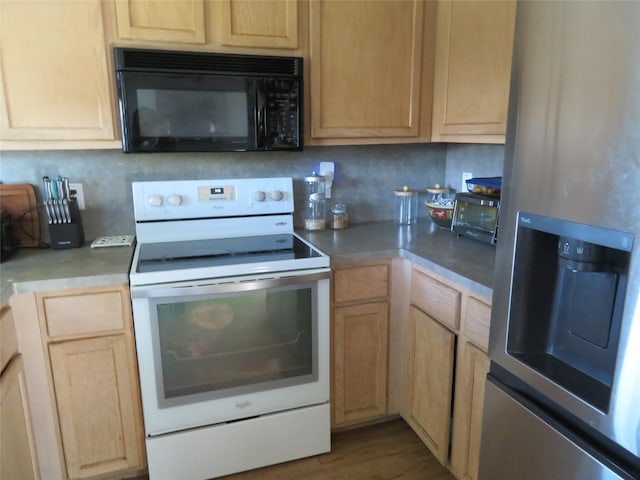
top-left (506, 213), bottom-right (633, 412)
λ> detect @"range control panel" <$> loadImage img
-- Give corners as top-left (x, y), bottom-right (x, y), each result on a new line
top-left (132, 177), bottom-right (294, 222)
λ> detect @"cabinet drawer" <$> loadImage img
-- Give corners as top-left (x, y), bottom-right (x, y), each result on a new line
top-left (1, 306), bottom-right (18, 372)
top-left (41, 290), bottom-right (125, 338)
top-left (334, 264), bottom-right (389, 304)
top-left (463, 296), bottom-right (491, 351)
top-left (410, 270), bottom-right (461, 330)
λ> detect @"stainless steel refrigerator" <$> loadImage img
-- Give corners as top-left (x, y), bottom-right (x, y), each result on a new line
top-left (479, 1), bottom-right (640, 479)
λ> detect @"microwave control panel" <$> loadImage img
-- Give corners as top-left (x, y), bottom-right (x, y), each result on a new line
top-left (264, 78), bottom-right (300, 148)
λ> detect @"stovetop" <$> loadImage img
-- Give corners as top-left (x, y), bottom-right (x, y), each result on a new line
top-left (135, 234), bottom-right (323, 274)
top-left (129, 177), bottom-right (330, 287)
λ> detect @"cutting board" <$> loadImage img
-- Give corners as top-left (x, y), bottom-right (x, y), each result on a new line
top-left (0, 183), bottom-right (40, 247)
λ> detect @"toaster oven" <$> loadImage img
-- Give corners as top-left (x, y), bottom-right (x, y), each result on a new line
top-left (451, 192), bottom-right (500, 245)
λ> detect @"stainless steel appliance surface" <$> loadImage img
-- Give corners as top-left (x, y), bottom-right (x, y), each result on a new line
top-left (129, 177), bottom-right (330, 480)
top-left (479, 2), bottom-right (640, 479)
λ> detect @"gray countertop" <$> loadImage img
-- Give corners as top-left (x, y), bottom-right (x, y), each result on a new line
top-left (0, 244), bottom-right (135, 305)
top-left (0, 221), bottom-right (496, 305)
top-left (299, 221), bottom-right (496, 300)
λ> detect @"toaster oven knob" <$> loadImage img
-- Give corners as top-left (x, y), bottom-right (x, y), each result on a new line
top-left (147, 195), bottom-right (163, 207)
top-left (167, 194), bottom-right (182, 206)
top-left (254, 191), bottom-right (266, 202)
top-left (270, 190), bottom-right (284, 201)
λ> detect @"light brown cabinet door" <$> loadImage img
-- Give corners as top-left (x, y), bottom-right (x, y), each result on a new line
top-left (333, 302), bottom-right (389, 427)
top-left (407, 306), bottom-right (455, 465)
top-left (0, 0), bottom-right (116, 142)
top-left (49, 335), bottom-right (144, 479)
top-left (450, 341), bottom-right (490, 480)
top-left (114, 0), bottom-right (206, 43)
top-left (219, 0), bottom-right (298, 49)
top-left (431, 0), bottom-right (516, 143)
top-left (309, 0), bottom-right (426, 139)
top-left (0, 356), bottom-right (39, 480)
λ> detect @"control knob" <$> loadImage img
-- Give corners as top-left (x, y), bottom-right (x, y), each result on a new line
top-left (270, 190), bottom-right (284, 201)
top-left (147, 195), bottom-right (163, 207)
top-left (254, 191), bottom-right (266, 202)
top-left (167, 194), bottom-right (182, 206)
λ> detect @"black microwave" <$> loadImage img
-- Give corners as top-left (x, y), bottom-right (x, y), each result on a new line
top-left (113, 48), bottom-right (303, 153)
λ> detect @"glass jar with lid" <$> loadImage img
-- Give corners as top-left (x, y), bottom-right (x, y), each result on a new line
top-left (304, 172), bottom-right (326, 230)
top-left (394, 186), bottom-right (418, 225)
top-left (330, 203), bottom-right (349, 229)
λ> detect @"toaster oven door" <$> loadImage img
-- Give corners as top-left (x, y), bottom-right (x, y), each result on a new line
top-left (452, 194), bottom-right (499, 244)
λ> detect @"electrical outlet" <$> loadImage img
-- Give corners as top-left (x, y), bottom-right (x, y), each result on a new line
top-left (69, 183), bottom-right (85, 210)
top-left (462, 172), bottom-right (473, 192)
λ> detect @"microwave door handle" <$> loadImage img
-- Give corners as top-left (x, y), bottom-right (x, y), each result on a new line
top-left (256, 83), bottom-right (266, 148)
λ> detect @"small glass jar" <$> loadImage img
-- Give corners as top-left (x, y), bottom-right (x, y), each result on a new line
top-left (330, 203), bottom-right (349, 229)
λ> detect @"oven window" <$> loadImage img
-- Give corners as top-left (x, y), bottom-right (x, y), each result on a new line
top-left (455, 202), bottom-right (499, 233)
top-left (150, 284), bottom-right (316, 406)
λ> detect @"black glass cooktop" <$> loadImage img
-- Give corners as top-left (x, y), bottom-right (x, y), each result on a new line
top-left (136, 234), bottom-right (321, 273)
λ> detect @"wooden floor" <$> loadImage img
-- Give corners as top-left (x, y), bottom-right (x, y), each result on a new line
top-left (217, 418), bottom-right (455, 480)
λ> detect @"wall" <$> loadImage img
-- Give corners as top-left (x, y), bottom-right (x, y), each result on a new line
top-left (444, 144), bottom-right (505, 193)
top-left (0, 143), bottom-right (469, 242)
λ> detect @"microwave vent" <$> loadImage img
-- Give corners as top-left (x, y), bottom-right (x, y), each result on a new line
top-left (114, 48), bottom-right (302, 77)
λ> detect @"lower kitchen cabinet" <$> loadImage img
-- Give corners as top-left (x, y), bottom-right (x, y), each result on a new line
top-left (34, 285), bottom-right (146, 480)
top-left (450, 340), bottom-right (490, 480)
top-left (331, 261), bottom-right (390, 428)
top-left (404, 265), bottom-right (492, 480)
top-left (0, 355), bottom-right (39, 480)
top-left (333, 302), bottom-right (389, 426)
top-left (406, 305), bottom-right (455, 465)
top-left (48, 335), bottom-right (143, 479)
top-left (1, 303), bottom-right (39, 480)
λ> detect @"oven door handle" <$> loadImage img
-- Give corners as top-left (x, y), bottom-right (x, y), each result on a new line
top-left (130, 271), bottom-right (330, 299)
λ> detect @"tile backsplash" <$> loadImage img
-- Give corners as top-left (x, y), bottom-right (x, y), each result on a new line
top-left (0, 143), bottom-right (503, 242)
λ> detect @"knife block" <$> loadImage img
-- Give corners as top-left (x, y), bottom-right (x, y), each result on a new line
top-left (49, 200), bottom-right (84, 249)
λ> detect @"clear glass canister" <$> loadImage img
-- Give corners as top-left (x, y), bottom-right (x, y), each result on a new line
top-left (394, 185), bottom-right (418, 225)
top-left (330, 203), bottom-right (349, 229)
top-left (304, 171), bottom-right (326, 230)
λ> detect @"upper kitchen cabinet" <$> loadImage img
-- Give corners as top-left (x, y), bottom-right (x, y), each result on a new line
top-left (431, 0), bottom-right (516, 143)
top-left (218, 0), bottom-right (298, 49)
top-left (114, 0), bottom-right (206, 44)
top-left (0, 0), bottom-right (119, 150)
top-left (307, 0), bottom-right (436, 145)
top-left (111, 0), bottom-right (299, 50)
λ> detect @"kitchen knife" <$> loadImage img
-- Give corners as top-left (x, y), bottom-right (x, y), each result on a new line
top-left (42, 176), bottom-right (53, 224)
top-left (57, 177), bottom-right (69, 223)
top-left (49, 178), bottom-right (59, 200)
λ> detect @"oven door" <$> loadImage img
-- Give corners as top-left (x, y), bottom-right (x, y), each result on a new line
top-left (130, 270), bottom-right (330, 436)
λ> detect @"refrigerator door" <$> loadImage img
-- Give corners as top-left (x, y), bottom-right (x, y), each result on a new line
top-left (489, 0), bottom-right (640, 457)
top-left (479, 376), bottom-right (632, 480)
